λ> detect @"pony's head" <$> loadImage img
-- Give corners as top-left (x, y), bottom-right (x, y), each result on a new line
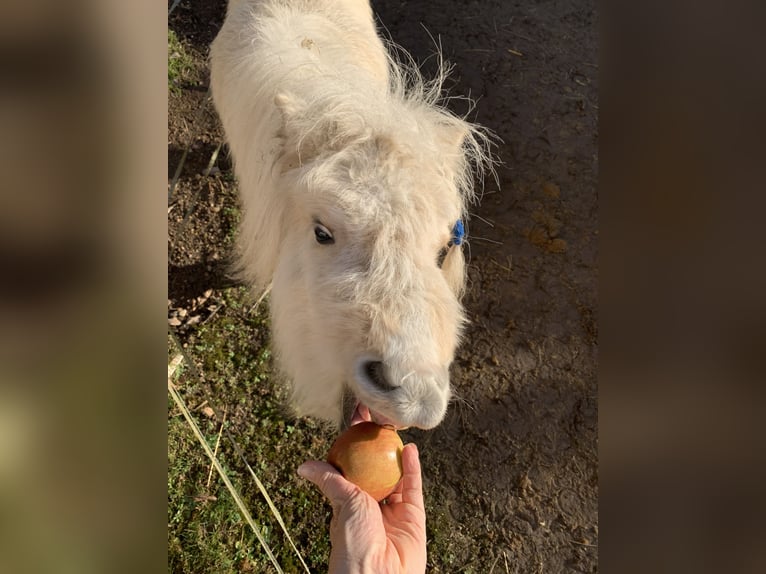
top-left (264, 79), bottom-right (491, 429)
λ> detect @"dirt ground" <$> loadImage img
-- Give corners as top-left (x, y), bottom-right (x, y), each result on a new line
top-left (169, 0), bottom-right (597, 572)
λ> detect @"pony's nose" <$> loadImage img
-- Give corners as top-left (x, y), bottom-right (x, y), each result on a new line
top-left (355, 359), bottom-right (451, 429)
top-left (362, 360), bottom-right (396, 391)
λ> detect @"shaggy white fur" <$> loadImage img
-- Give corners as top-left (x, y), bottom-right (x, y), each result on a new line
top-left (210, 0), bottom-right (491, 429)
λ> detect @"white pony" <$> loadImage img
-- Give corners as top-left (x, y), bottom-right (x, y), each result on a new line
top-left (210, 0), bottom-right (490, 429)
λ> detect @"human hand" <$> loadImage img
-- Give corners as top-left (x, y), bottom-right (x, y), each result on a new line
top-left (297, 443), bottom-right (426, 574)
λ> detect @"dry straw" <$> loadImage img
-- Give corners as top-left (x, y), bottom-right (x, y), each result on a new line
top-left (168, 352), bottom-right (310, 573)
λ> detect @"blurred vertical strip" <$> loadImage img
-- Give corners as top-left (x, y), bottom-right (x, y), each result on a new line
top-left (601, 0), bottom-right (766, 572)
top-left (0, 0), bottom-right (165, 573)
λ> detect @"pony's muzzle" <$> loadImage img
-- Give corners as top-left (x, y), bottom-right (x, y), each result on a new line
top-left (354, 358), bottom-right (450, 429)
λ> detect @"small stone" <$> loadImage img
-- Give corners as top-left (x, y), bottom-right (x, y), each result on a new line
top-left (528, 227), bottom-right (549, 247)
top-left (547, 238), bottom-right (568, 253)
top-left (546, 217), bottom-right (562, 238)
top-left (519, 474), bottom-right (532, 492)
top-left (542, 182), bottom-right (561, 199)
top-left (168, 317), bottom-right (182, 326)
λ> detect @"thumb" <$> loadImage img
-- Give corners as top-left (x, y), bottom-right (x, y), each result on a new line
top-left (297, 460), bottom-right (359, 506)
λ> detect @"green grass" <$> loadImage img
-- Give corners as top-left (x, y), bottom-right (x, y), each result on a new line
top-left (168, 287), bottom-right (335, 573)
top-left (167, 285), bottom-right (467, 572)
top-left (168, 29), bottom-right (195, 93)
top-left (168, 415), bottom-right (262, 572)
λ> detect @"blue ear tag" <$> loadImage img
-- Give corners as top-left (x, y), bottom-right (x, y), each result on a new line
top-left (451, 219), bottom-right (465, 246)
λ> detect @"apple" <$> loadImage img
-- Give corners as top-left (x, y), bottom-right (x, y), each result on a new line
top-left (327, 422), bottom-right (404, 502)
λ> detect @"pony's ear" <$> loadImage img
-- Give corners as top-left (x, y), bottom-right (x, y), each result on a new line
top-left (274, 92), bottom-right (304, 122)
top-left (274, 92), bottom-right (309, 145)
top-left (373, 134), bottom-right (409, 169)
top-left (274, 92), bottom-right (313, 170)
top-left (275, 92), bottom-right (370, 170)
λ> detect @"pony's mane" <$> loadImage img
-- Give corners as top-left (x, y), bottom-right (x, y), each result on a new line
top-left (282, 43), bottom-right (496, 216)
top-left (382, 41), bottom-right (497, 211)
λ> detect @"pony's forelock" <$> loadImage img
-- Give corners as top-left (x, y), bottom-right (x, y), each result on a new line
top-left (276, 44), bottom-right (496, 220)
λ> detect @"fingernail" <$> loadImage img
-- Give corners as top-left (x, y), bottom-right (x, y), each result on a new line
top-left (297, 463), bottom-right (309, 479)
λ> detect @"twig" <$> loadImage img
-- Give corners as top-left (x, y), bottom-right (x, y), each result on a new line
top-left (168, 353), bottom-right (184, 379)
top-left (508, 49), bottom-right (524, 57)
top-left (200, 302), bottom-right (224, 326)
top-left (168, 0), bottom-right (183, 16)
top-left (178, 185), bottom-right (205, 231)
top-left (249, 283), bottom-right (272, 314)
top-left (490, 258), bottom-right (512, 278)
top-left (168, 86), bottom-right (212, 203)
top-left (206, 408), bottom-right (227, 488)
top-left (571, 540), bottom-right (598, 548)
top-left (203, 142), bottom-right (223, 176)
top-left (508, 31), bottom-right (534, 43)
top-left (168, 146), bottom-right (190, 203)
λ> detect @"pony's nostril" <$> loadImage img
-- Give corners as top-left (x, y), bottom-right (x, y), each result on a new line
top-left (363, 361), bottom-right (395, 391)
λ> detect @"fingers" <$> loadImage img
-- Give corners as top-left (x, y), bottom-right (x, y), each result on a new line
top-left (400, 443), bottom-right (424, 509)
top-left (297, 460), bottom-right (359, 507)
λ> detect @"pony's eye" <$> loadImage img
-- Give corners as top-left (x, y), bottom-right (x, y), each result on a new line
top-left (314, 224), bottom-right (335, 245)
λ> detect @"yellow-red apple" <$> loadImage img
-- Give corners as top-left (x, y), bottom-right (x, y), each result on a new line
top-left (327, 422), bottom-right (404, 502)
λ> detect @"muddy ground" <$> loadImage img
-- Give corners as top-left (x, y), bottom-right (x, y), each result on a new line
top-left (169, 0), bottom-right (597, 572)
